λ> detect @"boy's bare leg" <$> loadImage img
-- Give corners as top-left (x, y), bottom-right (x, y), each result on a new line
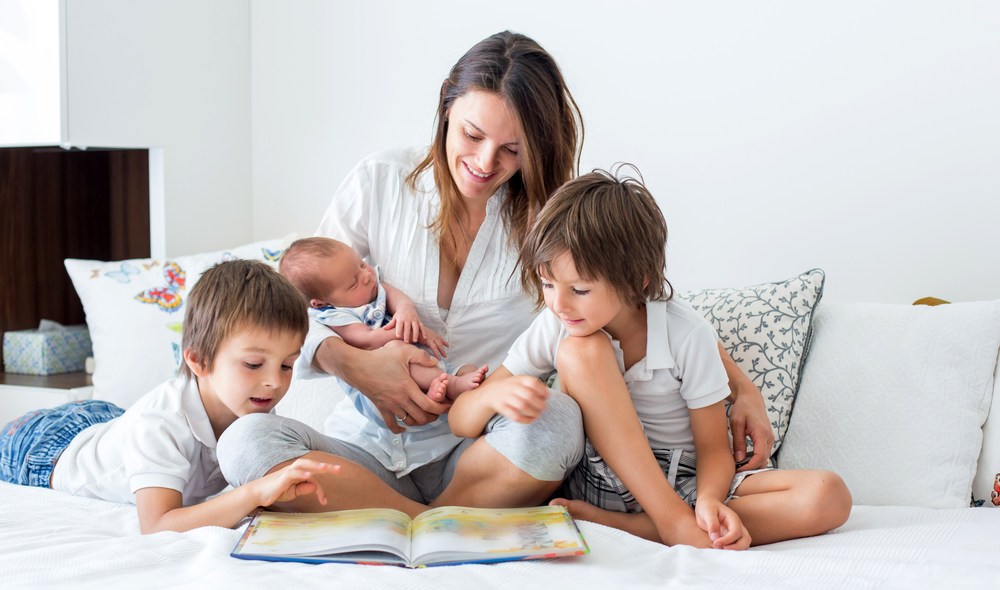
top-left (726, 469), bottom-right (851, 545)
top-left (555, 333), bottom-right (694, 545)
top-left (265, 451), bottom-right (427, 518)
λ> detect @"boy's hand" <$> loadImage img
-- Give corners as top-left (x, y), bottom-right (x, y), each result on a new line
top-left (251, 458), bottom-right (341, 507)
top-left (694, 497), bottom-right (751, 550)
top-left (489, 375), bottom-right (549, 424)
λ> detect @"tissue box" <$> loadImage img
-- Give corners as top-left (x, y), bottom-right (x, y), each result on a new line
top-left (3, 325), bottom-right (93, 375)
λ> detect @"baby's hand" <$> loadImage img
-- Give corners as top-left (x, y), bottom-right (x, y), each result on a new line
top-left (490, 375), bottom-right (549, 424)
top-left (694, 497), bottom-right (751, 550)
top-left (419, 327), bottom-right (449, 359)
top-left (251, 458), bottom-right (341, 507)
top-left (384, 306), bottom-right (423, 344)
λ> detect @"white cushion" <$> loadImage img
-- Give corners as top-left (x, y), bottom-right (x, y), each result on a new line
top-left (972, 355), bottom-right (1000, 507)
top-left (64, 236), bottom-right (292, 408)
top-left (678, 269), bottom-right (825, 459)
top-left (779, 301), bottom-right (1000, 508)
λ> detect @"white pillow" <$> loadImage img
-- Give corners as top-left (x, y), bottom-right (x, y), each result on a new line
top-left (678, 269), bottom-right (825, 460)
top-left (64, 236), bottom-right (293, 408)
top-left (972, 355), bottom-right (1000, 507)
top-left (778, 301), bottom-right (1000, 508)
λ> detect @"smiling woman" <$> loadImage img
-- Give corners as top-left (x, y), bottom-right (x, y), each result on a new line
top-left (217, 31), bottom-right (589, 518)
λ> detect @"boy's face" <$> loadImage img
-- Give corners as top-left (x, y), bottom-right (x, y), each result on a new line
top-left (192, 326), bottom-right (303, 425)
top-left (540, 251), bottom-right (628, 339)
top-left (311, 247), bottom-right (378, 309)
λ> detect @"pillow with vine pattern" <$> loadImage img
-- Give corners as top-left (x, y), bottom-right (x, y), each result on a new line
top-left (676, 269), bottom-right (825, 460)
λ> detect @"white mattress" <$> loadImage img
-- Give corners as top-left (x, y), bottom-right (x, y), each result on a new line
top-left (2, 481), bottom-right (998, 590)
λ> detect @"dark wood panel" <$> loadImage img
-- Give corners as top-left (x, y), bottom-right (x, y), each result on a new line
top-left (0, 146), bottom-right (150, 363)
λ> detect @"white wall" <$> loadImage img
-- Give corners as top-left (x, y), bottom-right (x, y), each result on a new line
top-left (250, 1), bottom-right (1000, 304)
top-left (0, 0), bottom-right (61, 145)
top-left (64, 0), bottom-right (252, 257)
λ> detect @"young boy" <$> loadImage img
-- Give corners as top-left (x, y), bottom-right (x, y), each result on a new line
top-left (449, 168), bottom-right (852, 549)
top-left (0, 259), bottom-right (339, 534)
top-left (279, 237), bottom-right (488, 407)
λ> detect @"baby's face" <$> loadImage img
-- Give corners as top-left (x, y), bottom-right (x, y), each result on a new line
top-left (314, 248), bottom-right (378, 309)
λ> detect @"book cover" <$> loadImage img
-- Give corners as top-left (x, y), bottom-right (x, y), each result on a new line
top-left (230, 504), bottom-right (589, 568)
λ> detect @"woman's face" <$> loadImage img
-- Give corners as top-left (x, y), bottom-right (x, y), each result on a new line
top-left (445, 89), bottom-right (523, 203)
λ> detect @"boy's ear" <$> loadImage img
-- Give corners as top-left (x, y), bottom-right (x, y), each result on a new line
top-left (309, 298), bottom-right (328, 309)
top-left (183, 349), bottom-right (209, 378)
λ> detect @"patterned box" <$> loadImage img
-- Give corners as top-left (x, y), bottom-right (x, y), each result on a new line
top-left (3, 325), bottom-right (93, 375)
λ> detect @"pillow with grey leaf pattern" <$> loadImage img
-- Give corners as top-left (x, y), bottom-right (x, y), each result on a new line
top-left (677, 269), bottom-right (825, 461)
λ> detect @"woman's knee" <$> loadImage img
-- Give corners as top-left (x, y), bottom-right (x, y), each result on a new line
top-left (217, 413), bottom-right (310, 486)
top-left (487, 389), bottom-right (584, 481)
top-left (799, 470), bottom-right (852, 531)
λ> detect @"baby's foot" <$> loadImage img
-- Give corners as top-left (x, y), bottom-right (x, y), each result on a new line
top-left (446, 364), bottom-right (489, 401)
top-left (426, 373), bottom-right (449, 403)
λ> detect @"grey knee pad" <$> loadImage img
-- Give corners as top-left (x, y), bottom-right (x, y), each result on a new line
top-left (484, 388), bottom-right (584, 481)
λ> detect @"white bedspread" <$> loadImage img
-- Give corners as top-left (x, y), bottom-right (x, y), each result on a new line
top-left (2, 481), bottom-right (997, 590)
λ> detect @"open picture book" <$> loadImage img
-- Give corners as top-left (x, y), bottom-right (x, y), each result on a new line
top-left (230, 504), bottom-right (589, 568)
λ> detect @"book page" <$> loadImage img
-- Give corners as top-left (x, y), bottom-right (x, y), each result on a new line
top-left (410, 505), bottom-right (588, 565)
top-left (233, 509), bottom-right (412, 560)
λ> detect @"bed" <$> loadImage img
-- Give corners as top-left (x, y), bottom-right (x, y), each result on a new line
top-left (3, 480), bottom-right (998, 589)
top-left (5, 254), bottom-right (998, 589)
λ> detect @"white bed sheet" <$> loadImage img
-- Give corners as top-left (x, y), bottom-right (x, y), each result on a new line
top-left (2, 481), bottom-right (998, 590)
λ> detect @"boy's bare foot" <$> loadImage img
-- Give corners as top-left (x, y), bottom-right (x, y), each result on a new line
top-left (446, 364), bottom-right (489, 401)
top-left (426, 373), bottom-right (450, 403)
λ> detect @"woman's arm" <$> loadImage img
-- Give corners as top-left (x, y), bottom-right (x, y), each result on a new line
top-left (313, 334), bottom-right (449, 433)
top-left (133, 458), bottom-right (340, 534)
top-left (690, 401), bottom-right (751, 550)
top-left (717, 342), bottom-right (774, 470)
top-left (448, 365), bottom-right (549, 437)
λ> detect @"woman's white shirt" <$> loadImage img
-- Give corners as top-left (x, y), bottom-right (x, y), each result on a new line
top-left (298, 147), bottom-right (539, 475)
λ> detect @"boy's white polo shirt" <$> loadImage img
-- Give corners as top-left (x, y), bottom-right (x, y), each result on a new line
top-left (52, 376), bottom-right (228, 505)
top-left (503, 297), bottom-right (730, 451)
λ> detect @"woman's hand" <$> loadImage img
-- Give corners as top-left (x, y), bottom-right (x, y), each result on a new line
top-left (728, 379), bottom-right (774, 471)
top-left (316, 337), bottom-right (450, 434)
top-left (718, 343), bottom-right (774, 470)
top-left (694, 497), bottom-right (751, 550)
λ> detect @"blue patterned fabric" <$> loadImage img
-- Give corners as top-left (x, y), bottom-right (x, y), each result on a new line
top-left (0, 400), bottom-right (124, 488)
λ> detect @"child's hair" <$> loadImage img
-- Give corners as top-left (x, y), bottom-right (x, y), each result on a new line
top-left (278, 237), bottom-right (346, 301)
top-left (179, 259), bottom-right (309, 379)
top-left (519, 165), bottom-right (671, 308)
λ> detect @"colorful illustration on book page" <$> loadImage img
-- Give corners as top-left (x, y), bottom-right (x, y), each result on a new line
top-left (411, 506), bottom-right (585, 557)
top-left (242, 510), bottom-right (409, 556)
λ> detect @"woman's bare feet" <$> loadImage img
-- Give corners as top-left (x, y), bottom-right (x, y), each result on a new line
top-left (446, 364), bottom-right (489, 401)
top-left (549, 498), bottom-right (661, 543)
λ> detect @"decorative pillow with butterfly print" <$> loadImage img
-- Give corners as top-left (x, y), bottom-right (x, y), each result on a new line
top-left (64, 235), bottom-right (294, 408)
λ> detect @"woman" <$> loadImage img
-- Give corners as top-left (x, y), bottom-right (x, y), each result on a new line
top-left (218, 31), bottom-right (771, 516)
